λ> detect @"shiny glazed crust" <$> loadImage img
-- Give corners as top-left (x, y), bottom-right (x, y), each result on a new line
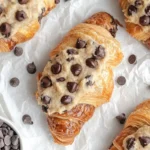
top-left (119, 0), bottom-right (150, 49)
top-left (0, 0), bottom-right (55, 52)
top-left (36, 12), bottom-right (123, 145)
top-left (110, 100), bottom-right (150, 150)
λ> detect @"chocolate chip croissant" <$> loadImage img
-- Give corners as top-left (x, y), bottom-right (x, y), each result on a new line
top-left (36, 12), bottom-right (123, 145)
top-left (110, 100), bottom-right (150, 150)
top-left (119, 0), bottom-right (150, 48)
top-left (0, 0), bottom-right (57, 52)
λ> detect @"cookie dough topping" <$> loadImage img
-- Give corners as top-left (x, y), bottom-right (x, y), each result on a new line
top-left (37, 38), bottom-right (107, 114)
top-left (123, 126), bottom-right (150, 150)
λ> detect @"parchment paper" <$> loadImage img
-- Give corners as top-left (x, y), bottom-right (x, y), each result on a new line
top-left (0, 0), bottom-right (150, 149)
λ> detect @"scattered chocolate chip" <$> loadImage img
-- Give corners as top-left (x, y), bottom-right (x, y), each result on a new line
top-left (67, 49), bottom-right (78, 55)
top-left (135, 0), bottom-right (143, 6)
top-left (126, 138), bottom-right (135, 150)
top-left (56, 77), bottom-right (65, 82)
top-left (55, 0), bottom-right (60, 4)
top-left (85, 75), bottom-right (93, 86)
top-left (71, 64), bottom-right (82, 76)
top-left (109, 28), bottom-right (117, 37)
top-left (51, 62), bottom-right (62, 74)
top-left (16, 10), bottom-right (27, 21)
top-left (117, 76), bottom-right (126, 86)
top-left (0, 23), bottom-right (11, 37)
top-left (42, 105), bottom-right (48, 113)
top-left (66, 57), bottom-right (74, 62)
top-left (38, 8), bottom-right (45, 23)
top-left (27, 62), bottom-right (36, 74)
top-left (94, 45), bottom-right (105, 59)
top-left (67, 82), bottom-right (79, 93)
top-left (139, 136), bottom-right (150, 147)
top-left (0, 7), bottom-right (3, 15)
top-left (22, 114), bottom-right (33, 125)
top-left (41, 77), bottom-right (52, 88)
top-left (128, 54), bottom-right (136, 64)
top-left (61, 95), bottom-right (73, 105)
top-left (128, 5), bottom-right (137, 16)
top-left (116, 113), bottom-right (126, 124)
top-left (85, 75), bottom-right (91, 79)
top-left (4, 135), bottom-right (11, 146)
top-left (14, 47), bottom-right (23, 56)
top-left (2, 128), bottom-right (8, 136)
top-left (18, 0), bottom-right (29, 4)
top-left (86, 58), bottom-right (98, 68)
top-left (9, 78), bottom-right (20, 87)
top-left (41, 95), bottom-right (51, 104)
top-left (145, 5), bottom-right (150, 16)
top-left (76, 39), bottom-right (86, 49)
top-left (139, 15), bottom-right (150, 26)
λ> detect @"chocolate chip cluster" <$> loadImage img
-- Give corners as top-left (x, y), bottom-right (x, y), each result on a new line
top-left (39, 38), bottom-right (106, 114)
top-left (0, 119), bottom-right (20, 150)
top-left (127, 0), bottom-right (150, 26)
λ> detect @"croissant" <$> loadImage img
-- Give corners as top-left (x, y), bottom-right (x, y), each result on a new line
top-left (36, 12), bottom-right (123, 145)
top-left (110, 100), bottom-right (150, 150)
top-left (0, 0), bottom-right (56, 52)
top-left (119, 0), bottom-right (150, 49)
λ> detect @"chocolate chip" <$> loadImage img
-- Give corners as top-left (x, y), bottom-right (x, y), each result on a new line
top-left (135, 0), bottom-right (143, 6)
top-left (128, 5), bottom-right (137, 16)
top-left (128, 54), bottom-right (136, 64)
top-left (76, 39), bottom-right (86, 49)
top-left (61, 95), bottom-right (73, 105)
top-left (4, 135), bottom-right (11, 146)
top-left (145, 5), bottom-right (150, 16)
top-left (139, 15), bottom-right (150, 26)
top-left (139, 136), bottom-right (150, 147)
top-left (11, 135), bottom-right (19, 146)
top-left (66, 57), bottom-right (74, 62)
top-left (38, 8), bottom-right (45, 23)
top-left (116, 113), bottom-right (126, 124)
top-left (126, 138), bottom-right (135, 150)
top-left (42, 106), bottom-right (48, 113)
top-left (55, 0), bottom-right (60, 4)
top-left (94, 45), bottom-right (105, 59)
top-left (109, 28), bottom-right (117, 37)
top-left (14, 47), bottom-right (23, 56)
top-left (56, 77), bottom-right (65, 82)
top-left (41, 77), bottom-right (52, 88)
top-left (86, 58), bottom-right (98, 68)
top-left (85, 75), bottom-right (93, 86)
top-left (2, 128), bottom-right (8, 137)
top-left (41, 95), bottom-right (51, 104)
top-left (71, 64), bottom-right (82, 76)
top-left (27, 62), bottom-right (37, 74)
top-left (0, 23), bottom-right (11, 37)
top-left (22, 114), bottom-right (33, 125)
top-left (0, 7), bottom-right (3, 15)
top-left (51, 62), bottom-right (62, 74)
top-left (0, 139), bottom-right (4, 148)
top-left (67, 49), bottom-right (78, 55)
top-left (9, 78), bottom-right (20, 87)
top-left (16, 10), bottom-right (27, 21)
top-left (67, 82), bottom-right (79, 93)
top-left (117, 76), bottom-right (126, 86)
top-left (18, 0), bottom-right (29, 4)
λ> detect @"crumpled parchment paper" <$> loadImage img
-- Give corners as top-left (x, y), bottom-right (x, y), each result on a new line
top-left (0, 0), bottom-right (150, 149)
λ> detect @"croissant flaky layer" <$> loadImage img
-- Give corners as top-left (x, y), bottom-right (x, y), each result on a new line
top-left (119, 0), bottom-right (150, 49)
top-left (0, 0), bottom-right (56, 52)
top-left (110, 100), bottom-right (150, 150)
top-left (36, 12), bottom-right (123, 145)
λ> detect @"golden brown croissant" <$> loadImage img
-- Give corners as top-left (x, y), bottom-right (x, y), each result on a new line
top-left (0, 0), bottom-right (57, 52)
top-left (119, 0), bottom-right (150, 49)
top-left (110, 100), bottom-right (150, 150)
top-left (36, 12), bottom-right (123, 145)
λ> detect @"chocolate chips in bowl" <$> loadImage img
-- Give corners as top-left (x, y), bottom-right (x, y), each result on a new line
top-left (0, 116), bottom-right (23, 150)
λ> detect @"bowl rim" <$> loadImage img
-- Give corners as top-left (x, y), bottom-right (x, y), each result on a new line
top-left (0, 116), bottom-right (23, 150)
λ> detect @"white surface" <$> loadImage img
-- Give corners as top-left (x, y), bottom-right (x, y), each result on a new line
top-left (0, 0), bottom-right (150, 150)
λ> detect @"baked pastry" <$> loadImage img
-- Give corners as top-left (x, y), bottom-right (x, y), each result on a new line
top-left (110, 100), bottom-right (150, 150)
top-left (36, 12), bottom-right (123, 145)
top-left (0, 0), bottom-right (57, 52)
top-left (119, 0), bottom-right (150, 48)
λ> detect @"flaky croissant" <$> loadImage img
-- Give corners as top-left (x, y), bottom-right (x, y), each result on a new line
top-left (36, 12), bottom-right (123, 145)
top-left (0, 0), bottom-right (56, 52)
top-left (110, 100), bottom-right (150, 150)
top-left (119, 0), bottom-right (150, 49)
